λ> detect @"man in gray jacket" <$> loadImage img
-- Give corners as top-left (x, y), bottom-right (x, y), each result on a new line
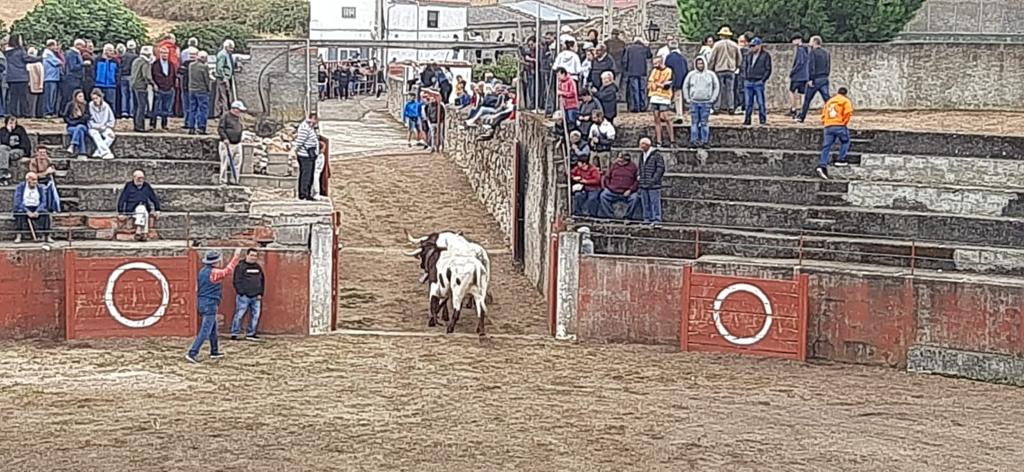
top-left (682, 57), bottom-right (720, 148)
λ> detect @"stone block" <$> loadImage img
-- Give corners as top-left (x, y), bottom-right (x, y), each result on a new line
top-left (907, 344), bottom-right (1024, 387)
top-left (273, 225), bottom-right (311, 246)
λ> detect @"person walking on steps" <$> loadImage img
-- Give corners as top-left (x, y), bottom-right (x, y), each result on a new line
top-left (816, 87), bottom-right (853, 180)
top-left (186, 248), bottom-right (242, 364)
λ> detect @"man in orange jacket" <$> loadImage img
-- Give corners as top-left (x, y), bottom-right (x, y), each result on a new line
top-left (816, 87), bottom-right (853, 179)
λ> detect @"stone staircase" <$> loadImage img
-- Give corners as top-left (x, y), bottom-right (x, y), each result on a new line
top-left (577, 125), bottom-right (1024, 277)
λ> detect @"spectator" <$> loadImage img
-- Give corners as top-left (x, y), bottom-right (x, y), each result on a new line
top-left (797, 35), bottom-right (831, 123)
top-left (556, 67), bottom-right (580, 127)
top-left (648, 56), bottom-right (674, 148)
top-left (698, 35), bottom-right (715, 66)
top-left (186, 248), bottom-right (243, 364)
top-left (333, 65), bottom-right (350, 100)
top-left (435, 67), bottom-right (452, 104)
top-left (637, 138), bottom-right (665, 225)
top-left (4, 35), bottom-right (42, 118)
top-left (593, 71), bottom-right (618, 124)
top-left (623, 37), bottom-right (651, 112)
top-left (82, 40), bottom-right (97, 95)
top-left (180, 37), bottom-right (199, 64)
top-left (214, 40), bottom-right (236, 117)
top-left (571, 152), bottom-right (601, 217)
top-left (117, 170), bottom-right (161, 241)
top-left (0, 117), bottom-right (32, 184)
top-left (683, 57), bottom-right (720, 149)
top-left (569, 130), bottom-right (590, 165)
top-left (87, 88), bottom-right (116, 159)
top-left (580, 48), bottom-right (593, 88)
top-left (605, 29), bottom-right (627, 76)
top-left (742, 37), bottom-right (772, 127)
top-left (420, 63), bottom-right (437, 90)
top-left (539, 32), bottom-right (555, 113)
top-left (588, 109), bottom-right (616, 170)
top-left (150, 46), bottom-right (177, 130)
top-left (218, 100), bottom-right (245, 185)
top-left (294, 113), bottom-right (320, 201)
top-left (789, 35), bottom-right (809, 118)
top-left (0, 37), bottom-right (7, 118)
top-left (119, 40), bottom-right (138, 119)
top-left (577, 89), bottom-right (601, 138)
top-left (734, 34), bottom-right (750, 115)
top-left (479, 91), bottom-right (516, 135)
top-left (317, 65), bottom-right (328, 101)
top-left (94, 44), bottom-right (119, 110)
top-left (155, 33), bottom-right (180, 71)
top-left (520, 36), bottom-right (538, 109)
top-left (231, 248), bottom-right (265, 341)
top-left (186, 51), bottom-right (211, 135)
top-left (816, 87), bottom-right (853, 179)
top-left (63, 40), bottom-right (86, 112)
top-left (42, 40), bottom-right (64, 118)
top-left (588, 44), bottom-right (616, 91)
top-left (26, 48), bottom-right (44, 118)
top-left (465, 84), bottom-right (500, 127)
top-left (424, 94), bottom-right (445, 153)
top-left (708, 26), bottom-right (742, 114)
top-left (63, 89), bottom-right (90, 159)
top-left (553, 40), bottom-right (582, 84)
top-left (13, 172), bottom-right (53, 243)
top-left (664, 40), bottom-right (688, 122)
top-left (585, 29), bottom-right (599, 50)
top-left (28, 145), bottom-right (61, 213)
top-left (131, 46), bottom-right (155, 132)
top-left (598, 153), bottom-right (639, 220)
top-left (403, 92), bottom-right (422, 147)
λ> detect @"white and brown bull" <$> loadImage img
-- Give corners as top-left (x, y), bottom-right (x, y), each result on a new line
top-left (405, 230), bottom-right (491, 335)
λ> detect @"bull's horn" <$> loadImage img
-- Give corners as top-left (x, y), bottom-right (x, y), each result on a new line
top-left (404, 248), bottom-right (423, 257)
top-left (404, 229), bottom-right (428, 245)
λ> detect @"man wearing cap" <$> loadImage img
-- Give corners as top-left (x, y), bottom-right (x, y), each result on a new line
top-left (187, 247), bottom-right (243, 364)
top-left (218, 100), bottom-right (245, 185)
top-left (707, 26), bottom-right (742, 114)
top-left (741, 37), bottom-right (772, 126)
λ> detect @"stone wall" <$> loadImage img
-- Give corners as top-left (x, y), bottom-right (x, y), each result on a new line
top-left (902, 0), bottom-right (1024, 40)
top-left (236, 40), bottom-right (319, 123)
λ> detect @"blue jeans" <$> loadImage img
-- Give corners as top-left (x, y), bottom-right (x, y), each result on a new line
top-left (638, 188), bottom-right (662, 223)
top-left (67, 124), bottom-right (89, 155)
top-left (231, 295), bottom-right (262, 337)
top-left (0, 83), bottom-right (6, 116)
top-left (820, 126), bottom-right (851, 168)
top-left (598, 189), bottom-right (640, 220)
top-left (181, 90), bottom-right (190, 125)
top-left (572, 190), bottom-right (600, 217)
top-left (188, 303), bottom-right (221, 358)
top-left (154, 89), bottom-right (175, 124)
top-left (627, 76), bottom-right (647, 112)
top-left (565, 108), bottom-right (579, 128)
top-left (43, 81), bottom-right (60, 116)
top-left (119, 77), bottom-right (133, 117)
top-left (743, 80), bottom-right (767, 124)
top-left (100, 87), bottom-right (117, 110)
top-left (187, 91), bottom-right (210, 131)
top-left (800, 78), bottom-right (831, 121)
top-left (689, 102), bottom-right (711, 145)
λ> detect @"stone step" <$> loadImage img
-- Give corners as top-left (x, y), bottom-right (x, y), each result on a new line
top-left (35, 132), bottom-right (218, 161)
top-left (578, 221), bottom-right (1024, 277)
top-left (0, 184), bottom-right (251, 213)
top-left (611, 147), bottom-right (862, 177)
top-left (11, 159), bottom-right (218, 185)
top-left (836, 153), bottom-right (1024, 188)
top-left (240, 174), bottom-right (296, 190)
top-left (657, 198), bottom-right (1024, 247)
top-left (0, 211), bottom-right (269, 242)
top-left (612, 125), bottom-right (1024, 159)
top-left (661, 173), bottom-right (849, 205)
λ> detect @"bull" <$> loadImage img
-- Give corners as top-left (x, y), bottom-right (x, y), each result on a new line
top-left (404, 230), bottom-right (492, 334)
top-left (433, 250), bottom-right (490, 335)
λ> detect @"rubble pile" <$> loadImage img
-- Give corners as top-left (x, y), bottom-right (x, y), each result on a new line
top-left (242, 125), bottom-right (300, 176)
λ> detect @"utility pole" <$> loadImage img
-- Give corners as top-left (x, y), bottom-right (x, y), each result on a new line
top-left (602, 0), bottom-right (612, 38)
top-left (638, 0), bottom-right (648, 39)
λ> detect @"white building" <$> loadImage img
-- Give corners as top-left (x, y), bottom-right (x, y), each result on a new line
top-left (309, 0), bottom-right (470, 64)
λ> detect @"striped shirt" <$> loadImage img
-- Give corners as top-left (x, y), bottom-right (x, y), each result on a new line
top-left (295, 121), bottom-right (319, 157)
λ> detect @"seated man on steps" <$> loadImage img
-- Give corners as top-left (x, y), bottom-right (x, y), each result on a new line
top-left (13, 172), bottom-right (54, 244)
top-left (116, 170), bottom-right (161, 241)
top-left (0, 117), bottom-right (33, 184)
top-left (598, 152), bottom-right (640, 220)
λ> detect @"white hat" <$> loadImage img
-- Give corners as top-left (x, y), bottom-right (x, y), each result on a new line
top-left (230, 100), bottom-right (247, 111)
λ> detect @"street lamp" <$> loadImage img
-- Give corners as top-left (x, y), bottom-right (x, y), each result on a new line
top-left (645, 20), bottom-right (660, 43)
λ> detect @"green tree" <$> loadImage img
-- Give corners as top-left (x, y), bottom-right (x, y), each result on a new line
top-left (12, 0), bottom-right (148, 49)
top-left (170, 21), bottom-right (256, 54)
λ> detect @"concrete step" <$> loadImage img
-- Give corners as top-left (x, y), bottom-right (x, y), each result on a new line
top-left (656, 198), bottom-right (1024, 247)
top-left (0, 184), bottom-right (251, 212)
top-left (661, 173), bottom-right (849, 205)
top-left (240, 174), bottom-right (296, 190)
top-left (611, 146), bottom-right (861, 177)
top-left (578, 221), bottom-right (1024, 277)
top-left (836, 153), bottom-right (1024, 189)
top-left (36, 132), bottom-right (218, 161)
top-left (11, 159), bottom-right (218, 185)
top-left (0, 211), bottom-right (269, 242)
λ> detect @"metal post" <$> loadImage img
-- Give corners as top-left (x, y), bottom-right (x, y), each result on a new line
top-left (603, 0), bottom-right (613, 39)
top-left (416, 0), bottom-right (421, 62)
top-left (638, 0), bottom-right (648, 38)
top-left (305, 38), bottom-right (312, 115)
top-left (534, 1), bottom-right (541, 113)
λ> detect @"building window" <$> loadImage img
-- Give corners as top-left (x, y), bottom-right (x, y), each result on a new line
top-left (427, 10), bottom-right (439, 29)
top-left (341, 7), bottom-right (356, 19)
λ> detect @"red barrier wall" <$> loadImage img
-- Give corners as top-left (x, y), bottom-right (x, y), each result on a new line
top-left (219, 251), bottom-right (311, 335)
top-left (0, 251), bottom-right (65, 340)
top-left (574, 255), bottom-right (1024, 367)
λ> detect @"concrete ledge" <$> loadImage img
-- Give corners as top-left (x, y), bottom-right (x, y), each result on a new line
top-left (35, 132), bottom-right (219, 161)
top-left (908, 345), bottom-right (1024, 387)
top-left (12, 159), bottom-right (218, 185)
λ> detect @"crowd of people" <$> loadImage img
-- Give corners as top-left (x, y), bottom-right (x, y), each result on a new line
top-left (317, 59), bottom-right (387, 101)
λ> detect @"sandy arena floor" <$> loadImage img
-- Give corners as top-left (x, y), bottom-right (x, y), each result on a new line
top-left (2, 97), bottom-right (1023, 471)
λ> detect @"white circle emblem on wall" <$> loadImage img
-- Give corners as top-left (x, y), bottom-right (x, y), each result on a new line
top-left (712, 283), bottom-right (773, 346)
top-left (104, 262), bottom-right (171, 329)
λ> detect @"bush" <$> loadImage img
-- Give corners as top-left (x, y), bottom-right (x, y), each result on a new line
top-left (472, 54), bottom-right (519, 84)
top-left (677, 0), bottom-right (923, 42)
top-left (12, 0), bottom-right (148, 49)
top-left (125, 0), bottom-right (308, 35)
top-left (170, 21), bottom-right (256, 54)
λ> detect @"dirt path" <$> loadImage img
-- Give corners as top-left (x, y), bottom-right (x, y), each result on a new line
top-left (323, 97), bottom-right (548, 335)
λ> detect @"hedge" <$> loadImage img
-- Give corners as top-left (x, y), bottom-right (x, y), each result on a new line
top-left (12, 0), bottom-right (148, 49)
top-left (125, 0), bottom-right (307, 35)
top-left (170, 21), bottom-right (256, 54)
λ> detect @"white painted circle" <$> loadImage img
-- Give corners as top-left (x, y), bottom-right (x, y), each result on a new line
top-left (104, 262), bottom-right (171, 329)
top-left (712, 283), bottom-right (773, 346)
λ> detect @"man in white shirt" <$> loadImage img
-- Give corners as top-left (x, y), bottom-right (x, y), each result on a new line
top-left (553, 39), bottom-right (582, 78)
top-left (294, 113), bottom-right (321, 201)
top-left (587, 109), bottom-right (617, 170)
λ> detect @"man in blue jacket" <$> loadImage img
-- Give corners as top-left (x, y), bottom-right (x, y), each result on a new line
top-left (622, 37), bottom-right (651, 112)
top-left (94, 44), bottom-right (119, 109)
top-left (637, 138), bottom-right (665, 225)
top-left (42, 40), bottom-right (63, 118)
top-left (742, 38), bottom-right (772, 126)
top-left (63, 40), bottom-right (85, 111)
top-left (187, 248), bottom-right (242, 364)
top-left (13, 172), bottom-right (53, 244)
top-left (788, 35), bottom-right (809, 118)
top-left (797, 35), bottom-right (831, 123)
top-left (117, 170), bottom-right (162, 241)
top-left (663, 40), bottom-right (689, 123)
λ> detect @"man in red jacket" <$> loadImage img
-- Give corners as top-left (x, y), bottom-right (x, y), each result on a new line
top-left (556, 67), bottom-right (579, 127)
top-left (571, 153), bottom-right (601, 217)
top-left (597, 153), bottom-right (639, 220)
